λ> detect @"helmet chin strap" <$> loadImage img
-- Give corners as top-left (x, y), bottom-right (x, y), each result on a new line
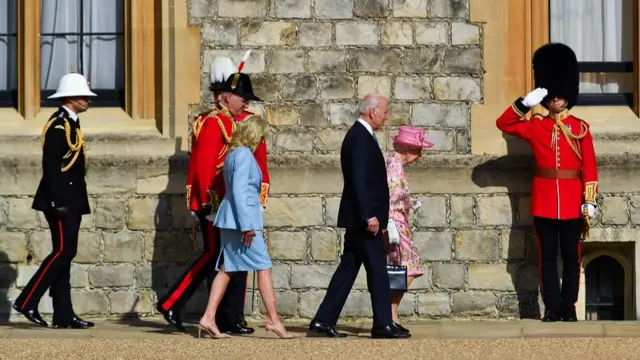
top-left (70, 99), bottom-right (88, 113)
top-left (546, 99), bottom-right (567, 114)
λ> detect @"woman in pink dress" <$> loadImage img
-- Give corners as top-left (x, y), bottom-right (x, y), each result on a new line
top-left (385, 126), bottom-right (434, 333)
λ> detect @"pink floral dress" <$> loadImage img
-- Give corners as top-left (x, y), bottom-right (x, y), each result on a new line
top-left (384, 152), bottom-right (424, 278)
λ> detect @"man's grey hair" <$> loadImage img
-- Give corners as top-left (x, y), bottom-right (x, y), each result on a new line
top-left (358, 93), bottom-right (386, 114)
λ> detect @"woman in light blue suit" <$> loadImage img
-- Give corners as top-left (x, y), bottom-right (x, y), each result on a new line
top-left (198, 115), bottom-right (295, 340)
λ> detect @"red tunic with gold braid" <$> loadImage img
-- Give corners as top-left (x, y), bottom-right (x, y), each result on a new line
top-left (496, 98), bottom-right (598, 220)
top-left (235, 109), bottom-right (271, 207)
top-left (187, 106), bottom-right (236, 212)
top-left (185, 112), bottom-right (206, 209)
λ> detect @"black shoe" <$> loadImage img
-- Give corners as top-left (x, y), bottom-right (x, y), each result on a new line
top-left (562, 308), bottom-right (578, 322)
top-left (12, 304), bottom-right (49, 327)
top-left (224, 322), bottom-right (255, 335)
top-left (307, 319), bottom-right (347, 338)
top-left (541, 310), bottom-right (561, 322)
top-left (392, 321), bottom-right (410, 334)
top-left (52, 316), bottom-right (95, 329)
top-left (371, 325), bottom-right (411, 339)
top-left (155, 304), bottom-right (185, 333)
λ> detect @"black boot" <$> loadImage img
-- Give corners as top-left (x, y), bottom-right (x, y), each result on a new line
top-left (156, 304), bottom-right (185, 333)
top-left (541, 309), bottom-right (561, 322)
top-left (12, 304), bottom-right (49, 327)
top-left (53, 315), bottom-right (95, 329)
top-left (562, 307), bottom-right (578, 322)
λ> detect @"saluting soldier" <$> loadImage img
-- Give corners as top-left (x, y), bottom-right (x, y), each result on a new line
top-left (13, 67), bottom-right (96, 329)
top-left (496, 43), bottom-right (598, 322)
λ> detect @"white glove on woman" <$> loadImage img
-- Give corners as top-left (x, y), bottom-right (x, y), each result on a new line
top-left (522, 87), bottom-right (549, 108)
top-left (581, 203), bottom-right (597, 218)
top-left (387, 219), bottom-right (401, 245)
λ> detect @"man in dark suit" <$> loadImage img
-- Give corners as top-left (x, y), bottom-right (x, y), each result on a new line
top-left (308, 94), bottom-right (409, 339)
top-left (13, 67), bottom-right (96, 329)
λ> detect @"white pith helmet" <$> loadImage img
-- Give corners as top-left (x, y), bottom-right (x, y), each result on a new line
top-left (48, 66), bottom-right (97, 99)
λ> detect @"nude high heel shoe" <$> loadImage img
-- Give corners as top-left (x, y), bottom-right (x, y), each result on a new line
top-left (265, 322), bottom-right (296, 339)
top-left (198, 319), bottom-right (231, 339)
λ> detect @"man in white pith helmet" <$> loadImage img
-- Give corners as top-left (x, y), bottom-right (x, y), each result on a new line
top-left (13, 67), bottom-right (96, 329)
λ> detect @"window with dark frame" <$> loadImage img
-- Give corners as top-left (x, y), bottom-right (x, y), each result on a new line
top-left (40, 0), bottom-right (125, 108)
top-left (0, 0), bottom-right (18, 108)
top-left (548, 0), bottom-right (635, 107)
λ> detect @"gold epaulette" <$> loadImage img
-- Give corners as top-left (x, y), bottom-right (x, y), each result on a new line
top-left (40, 114), bottom-right (85, 172)
top-left (192, 109), bottom-right (219, 140)
top-left (531, 113), bottom-right (545, 120)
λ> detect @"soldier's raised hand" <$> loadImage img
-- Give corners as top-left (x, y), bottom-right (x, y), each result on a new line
top-left (522, 87), bottom-right (548, 108)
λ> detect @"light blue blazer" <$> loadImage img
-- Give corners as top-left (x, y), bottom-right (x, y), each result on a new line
top-left (213, 146), bottom-right (263, 232)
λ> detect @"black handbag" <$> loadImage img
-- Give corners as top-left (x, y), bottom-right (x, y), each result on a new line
top-left (387, 244), bottom-right (408, 293)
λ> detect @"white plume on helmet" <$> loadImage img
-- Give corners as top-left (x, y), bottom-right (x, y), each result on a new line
top-left (210, 56), bottom-right (236, 84)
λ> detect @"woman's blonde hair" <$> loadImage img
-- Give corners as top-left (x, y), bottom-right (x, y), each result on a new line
top-left (229, 115), bottom-right (270, 152)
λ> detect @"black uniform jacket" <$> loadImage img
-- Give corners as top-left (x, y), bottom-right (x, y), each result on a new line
top-left (32, 107), bottom-right (91, 215)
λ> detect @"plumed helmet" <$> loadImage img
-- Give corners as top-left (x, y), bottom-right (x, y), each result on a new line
top-left (532, 42), bottom-right (580, 110)
top-left (210, 56), bottom-right (236, 92)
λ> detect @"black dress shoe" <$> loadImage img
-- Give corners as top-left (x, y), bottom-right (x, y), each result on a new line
top-left (224, 322), bottom-right (255, 335)
top-left (155, 304), bottom-right (185, 333)
top-left (392, 322), bottom-right (410, 334)
top-left (12, 304), bottom-right (48, 327)
top-left (541, 310), bottom-right (561, 322)
top-left (562, 308), bottom-right (578, 322)
top-left (371, 325), bottom-right (411, 339)
top-left (52, 316), bottom-right (95, 329)
top-left (307, 320), bottom-right (347, 338)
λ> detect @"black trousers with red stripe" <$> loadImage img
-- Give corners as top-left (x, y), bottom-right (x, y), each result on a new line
top-left (533, 216), bottom-right (583, 315)
top-left (14, 211), bottom-right (81, 322)
top-left (157, 211), bottom-right (247, 326)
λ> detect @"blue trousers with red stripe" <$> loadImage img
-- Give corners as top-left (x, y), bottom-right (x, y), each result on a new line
top-left (14, 211), bottom-right (81, 322)
top-left (157, 211), bottom-right (247, 326)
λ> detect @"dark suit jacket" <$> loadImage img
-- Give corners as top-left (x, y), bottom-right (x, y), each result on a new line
top-left (337, 121), bottom-right (390, 230)
top-left (32, 107), bottom-right (91, 215)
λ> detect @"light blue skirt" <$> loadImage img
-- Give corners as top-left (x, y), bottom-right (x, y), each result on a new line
top-left (216, 229), bottom-right (272, 272)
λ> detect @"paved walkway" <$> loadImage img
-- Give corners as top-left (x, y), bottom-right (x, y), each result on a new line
top-left (1, 318), bottom-right (640, 359)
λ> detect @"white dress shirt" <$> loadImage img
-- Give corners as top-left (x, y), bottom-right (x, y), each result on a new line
top-left (62, 106), bottom-right (79, 122)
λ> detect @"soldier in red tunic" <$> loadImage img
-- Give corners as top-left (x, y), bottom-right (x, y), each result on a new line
top-left (496, 43), bottom-right (598, 322)
top-left (156, 55), bottom-right (261, 335)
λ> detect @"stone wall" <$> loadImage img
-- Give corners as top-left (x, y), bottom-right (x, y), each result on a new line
top-left (189, 0), bottom-right (482, 154)
top-left (0, 154), bottom-right (636, 320)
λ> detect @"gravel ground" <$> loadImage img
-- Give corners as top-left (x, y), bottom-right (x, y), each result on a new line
top-left (1, 338), bottom-right (639, 360)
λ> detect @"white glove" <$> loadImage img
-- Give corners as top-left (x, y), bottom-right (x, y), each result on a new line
top-left (387, 219), bottom-right (401, 245)
top-left (522, 87), bottom-right (548, 108)
top-left (581, 203), bottom-right (597, 218)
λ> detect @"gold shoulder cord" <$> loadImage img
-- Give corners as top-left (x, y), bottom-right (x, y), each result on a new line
top-left (551, 121), bottom-right (588, 159)
top-left (41, 115), bottom-right (85, 172)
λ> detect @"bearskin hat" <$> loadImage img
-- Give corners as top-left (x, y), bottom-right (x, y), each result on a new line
top-left (532, 43), bottom-right (579, 110)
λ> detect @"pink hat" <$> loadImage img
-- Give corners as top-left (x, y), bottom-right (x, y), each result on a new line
top-left (391, 126), bottom-right (434, 149)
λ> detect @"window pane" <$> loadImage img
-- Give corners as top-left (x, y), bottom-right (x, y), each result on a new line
top-left (549, 0), bottom-right (634, 94)
top-left (41, 35), bottom-right (81, 90)
top-left (0, 0), bottom-right (18, 107)
top-left (40, 0), bottom-right (125, 99)
top-left (83, 0), bottom-right (124, 33)
top-left (580, 72), bottom-right (633, 93)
